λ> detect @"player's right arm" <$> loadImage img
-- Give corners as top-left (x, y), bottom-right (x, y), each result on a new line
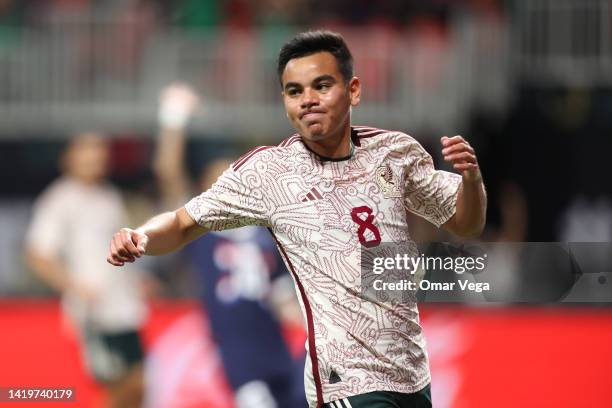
top-left (107, 207), bottom-right (208, 266)
top-left (25, 249), bottom-right (71, 294)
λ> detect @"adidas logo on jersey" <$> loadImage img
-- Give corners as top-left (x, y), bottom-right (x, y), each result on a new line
top-left (301, 186), bottom-right (323, 202)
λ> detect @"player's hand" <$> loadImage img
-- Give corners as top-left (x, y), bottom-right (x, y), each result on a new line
top-left (107, 228), bottom-right (148, 266)
top-left (158, 82), bottom-right (200, 130)
top-left (441, 135), bottom-right (482, 183)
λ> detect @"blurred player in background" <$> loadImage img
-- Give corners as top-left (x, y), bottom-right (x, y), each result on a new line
top-left (25, 132), bottom-right (148, 408)
top-left (153, 84), bottom-right (307, 408)
top-left (108, 31), bottom-right (486, 408)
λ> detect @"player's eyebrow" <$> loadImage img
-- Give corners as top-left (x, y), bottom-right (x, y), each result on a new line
top-left (284, 74), bottom-right (337, 92)
top-left (312, 74), bottom-right (336, 84)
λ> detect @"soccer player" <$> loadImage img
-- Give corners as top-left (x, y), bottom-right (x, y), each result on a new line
top-left (26, 133), bottom-right (148, 408)
top-left (107, 30), bottom-right (486, 408)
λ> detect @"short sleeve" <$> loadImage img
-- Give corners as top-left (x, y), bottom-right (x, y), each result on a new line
top-left (185, 166), bottom-right (269, 231)
top-left (25, 191), bottom-right (66, 256)
top-left (403, 142), bottom-right (462, 227)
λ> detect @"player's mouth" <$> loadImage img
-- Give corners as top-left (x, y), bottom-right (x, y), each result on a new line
top-left (300, 109), bottom-right (326, 121)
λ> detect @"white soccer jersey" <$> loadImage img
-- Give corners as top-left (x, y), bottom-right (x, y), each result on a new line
top-left (26, 177), bottom-right (147, 332)
top-left (186, 126), bottom-right (461, 407)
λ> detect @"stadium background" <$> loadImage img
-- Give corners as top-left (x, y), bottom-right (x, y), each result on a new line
top-left (1, 0), bottom-right (611, 407)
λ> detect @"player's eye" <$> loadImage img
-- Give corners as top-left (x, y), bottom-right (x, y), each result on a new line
top-left (317, 83), bottom-right (331, 91)
top-left (286, 88), bottom-right (301, 97)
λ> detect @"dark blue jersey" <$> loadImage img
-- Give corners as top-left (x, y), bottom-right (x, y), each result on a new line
top-left (185, 227), bottom-right (296, 390)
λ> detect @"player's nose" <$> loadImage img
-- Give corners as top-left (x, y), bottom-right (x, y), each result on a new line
top-left (300, 87), bottom-right (319, 108)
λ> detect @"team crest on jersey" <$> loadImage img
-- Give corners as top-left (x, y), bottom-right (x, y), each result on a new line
top-left (375, 164), bottom-right (401, 198)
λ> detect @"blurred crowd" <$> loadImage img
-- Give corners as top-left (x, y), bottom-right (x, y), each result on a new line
top-left (0, 0), bottom-right (502, 31)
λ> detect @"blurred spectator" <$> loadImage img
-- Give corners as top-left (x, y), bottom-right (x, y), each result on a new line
top-left (153, 83), bottom-right (307, 407)
top-left (25, 132), bottom-right (148, 408)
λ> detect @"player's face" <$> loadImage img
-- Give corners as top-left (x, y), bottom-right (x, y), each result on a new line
top-left (64, 133), bottom-right (109, 184)
top-left (281, 52), bottom-right (360, 147)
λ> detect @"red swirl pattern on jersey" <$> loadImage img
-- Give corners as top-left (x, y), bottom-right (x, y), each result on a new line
top-left (185, 127), bottom-right (461, 407)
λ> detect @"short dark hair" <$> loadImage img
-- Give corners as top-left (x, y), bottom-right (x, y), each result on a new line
top-left (277, 30), bottom-right (354, 86)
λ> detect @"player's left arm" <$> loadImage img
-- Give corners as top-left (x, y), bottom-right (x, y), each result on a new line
top-left (440, 135), bottom-right (487, 238)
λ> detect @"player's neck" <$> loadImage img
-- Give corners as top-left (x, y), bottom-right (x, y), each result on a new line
top-left (302, 126), bottom-right (353, 161)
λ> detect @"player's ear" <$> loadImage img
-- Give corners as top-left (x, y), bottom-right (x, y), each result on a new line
top-left (348, 76), bottom-right (361, 106)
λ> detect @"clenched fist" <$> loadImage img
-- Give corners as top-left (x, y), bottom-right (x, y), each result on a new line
top-left (107, 228), bottom-right (149, 266)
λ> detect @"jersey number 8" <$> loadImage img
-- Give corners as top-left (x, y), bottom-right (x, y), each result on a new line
top-left (351, 206), bottom-right (381, 248)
